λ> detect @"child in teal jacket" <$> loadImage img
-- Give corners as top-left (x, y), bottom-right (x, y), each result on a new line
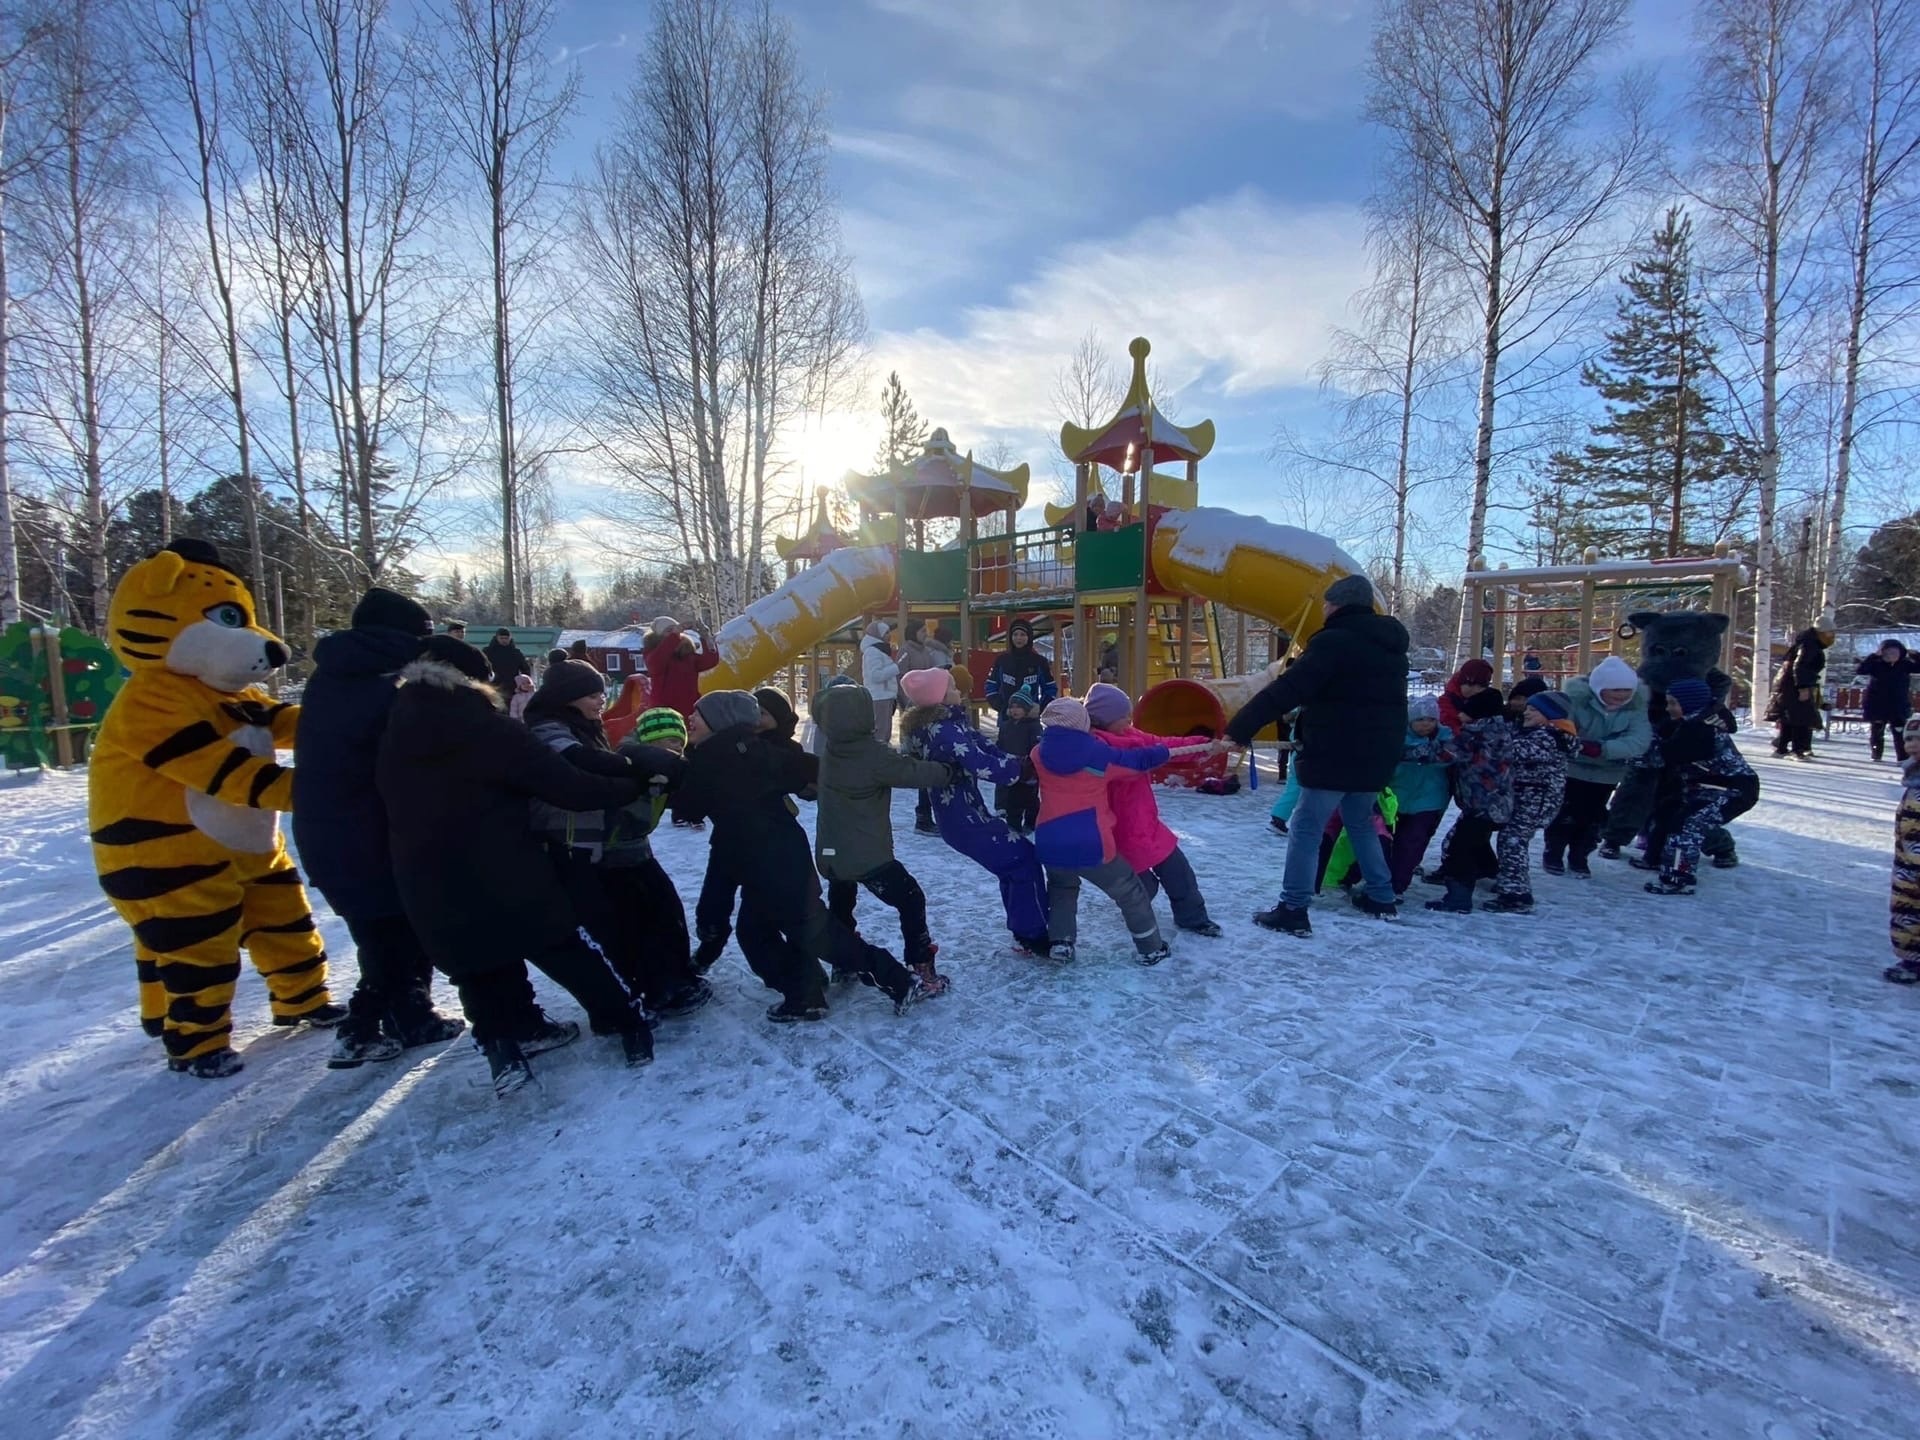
top-left (1388, 695), bottom-right (1453, 896)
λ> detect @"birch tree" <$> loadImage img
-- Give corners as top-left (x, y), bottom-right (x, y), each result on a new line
top-left (1367, 0), bottom-right (1654, 662)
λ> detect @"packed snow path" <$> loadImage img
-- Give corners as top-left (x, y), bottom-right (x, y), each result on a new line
top-left (0, 735), bottom-right (1915, 1438)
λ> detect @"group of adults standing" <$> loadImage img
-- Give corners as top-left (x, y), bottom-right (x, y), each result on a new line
top-left (1767, 619), bottom-right (1920, 763)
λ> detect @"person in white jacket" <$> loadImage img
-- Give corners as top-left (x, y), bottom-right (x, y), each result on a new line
top-left (861, 620), bottom-right (901, 740)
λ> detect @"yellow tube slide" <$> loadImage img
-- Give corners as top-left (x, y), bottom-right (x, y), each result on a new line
top-left (698, 546), bottom-right (897, 694)
top-left (1151, 506), bottom-right (1359, 648)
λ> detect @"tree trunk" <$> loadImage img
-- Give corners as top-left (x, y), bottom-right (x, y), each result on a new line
top-left (1823, 49), bottom-right (1882, 614)
top-left (66, 125), bottom-right (108, 632)
top-left (0, 190), bottom-right (17, 628)
top-left (1458, 233), bottom-right (1503, 665)
top-left (491, 174), bottom-right (517, 622)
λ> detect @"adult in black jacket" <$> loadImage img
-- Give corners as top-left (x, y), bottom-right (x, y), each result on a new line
top-left (1767, 622), bottom-right (1831, 759)
top-left (1856, 640), bottom-right (1920, 761)
top-left (482, 627), bottom-right (530, 699)
top-left (984, 619), bottom-right (1057, 716)
top-left (376, 636), bottom-right (649, 1089)
top-left (1227, 575), bottom-right (1409, 936)
top-left (293, 587), bottom-right (463, 1068)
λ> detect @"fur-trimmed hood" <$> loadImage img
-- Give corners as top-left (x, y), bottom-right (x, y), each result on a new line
top-left (397, 656), bottom-right (505, 708)
top-left (385, 656), bottom-right (506, 762)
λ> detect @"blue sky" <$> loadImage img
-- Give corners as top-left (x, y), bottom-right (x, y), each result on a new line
top-left (538, 0), bottom-right (1702, 580)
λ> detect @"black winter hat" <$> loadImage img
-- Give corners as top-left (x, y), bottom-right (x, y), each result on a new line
top-left (351, 586), bottom-right (433, 637)
top-left (1506, 675), bottom-right (1549, 704)
top-left (539, 658), bottom-right (605, 704)
top-left (754, 686), bottom-right (797, 739)
top-left (546, 648), bottom-right (569, 666)
top-left (1008, 619), bottom-right (1033, 643)
top-left (422, 634), bottom-right (491, 682)
top-left (1460, 688), bottom-right (1506, 721)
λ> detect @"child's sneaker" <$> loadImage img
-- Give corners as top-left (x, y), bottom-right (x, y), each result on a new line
top-left (1047, 941), bottom-right (1076, 962)
top-left (1269, 816), bottom-right (1289, 835)
top-left (1541, 852), bottom-right (1565, 876)
top-left (1884, 958), bottom-right (1920, 984)
top-left (766, 998), bottom-right (829, 1023)
top-left (1179, 920), bottom-right (1224, 938)
top-left (909, 960), bottom-right (950, 998)
top-left (1597, 841), bottom-right (1622, 860)
top-left (1644, 868), bottom-right (1697, 895)
top-left (1138, 943), bottom-right (1171, 966)
top-left (1486, 891), bottom-right (1534, 914)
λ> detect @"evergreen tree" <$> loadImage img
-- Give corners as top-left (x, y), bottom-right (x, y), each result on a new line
top-left (1547, 210), bottom-right (1752, 558)
top-left (875, 371), bottom-right (928, 470)
top-left (1849, 511), bottom-right (1920, 626)
top-left (545, 567), bottom-right (585, 627)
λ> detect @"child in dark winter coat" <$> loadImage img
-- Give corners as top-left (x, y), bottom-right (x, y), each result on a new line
top-left (1885, 715), bottom-right (1920, 983)
top-left (1032, 698), bottom-right (1171, 964)
top-left (692, 686), bottom-right (811, 970)
top-left (678, 690), bottom-right (912, 1021)
top-left (1427, 687), bottom-right (1512, 914)
top-left (1642, 678), bottom-right (1760, 896)
top-left (993, 685), bottom-right (1043, 834)
top-left (525, 664), bottom-right (712, 1038)
top-left (899, 667), bottom-right (1051, 954)
top-left (815, 682), bottom-right (955, 999)
top-left (1389, 696), bottom-right (1452, 896)
top-left (1488, 691), bottom-right (1576, 913)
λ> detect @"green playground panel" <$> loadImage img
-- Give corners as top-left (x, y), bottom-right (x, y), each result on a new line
top-left (899, 548), bottom-right (967, 602)
top-left (1075, 524), bottom-right (1146, 592)
top-left (0, 622), bottom-right (124, 770)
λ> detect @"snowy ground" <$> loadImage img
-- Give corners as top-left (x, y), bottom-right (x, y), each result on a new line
top-left (1, 732), bottom-right (1916, 1438)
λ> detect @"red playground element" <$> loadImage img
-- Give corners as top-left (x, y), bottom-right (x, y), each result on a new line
top-left (602, 673), bottom-right (652, 748)
top-left (1135, 679), bottom-right (1228, 787)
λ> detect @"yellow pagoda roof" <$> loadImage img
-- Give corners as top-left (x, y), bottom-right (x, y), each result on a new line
top-left (1059, 336), bottom-right (1214, 469)
top-left (845, 428), bottom-right (1031, 520)
top-left (774, 492), bottom-right (849, 563)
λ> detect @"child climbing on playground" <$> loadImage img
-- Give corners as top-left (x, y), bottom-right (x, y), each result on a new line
top-left (1886, 714), bottom-right (1920, 984)
top-left (1083, 682), bottom-right (1223, 937)
top-left (994, 685), bottom-right (1042, 835)
top-left (813, 682), bottom-right (956, 999)
top-left (1641, 678), bottom-right (1760, 897)
top-left (898, 668), bottom-right (1052, 956)
top-left (1389, 697), bottom-right (1452, 897)
top-left (1032, 697), bottom-right (1173, 964)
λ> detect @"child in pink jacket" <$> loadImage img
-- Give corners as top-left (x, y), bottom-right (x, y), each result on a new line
top-left (1084, 683), bottom-right (1223, 937)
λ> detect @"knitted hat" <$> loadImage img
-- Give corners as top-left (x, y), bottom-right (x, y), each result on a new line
top-left (1507, 675), bottom-right (1549, 703)
top-left (822, 672), bottom-right (858, 689)
top-left (351, 586), bottom-right (432, 637)
top-left (1084, 682), bottom-right (1132, 728)
top-left (1667, 677), bottom-right (1713, 717)
top-left (899, 668), bottom-right (952, 709)
top-left (635, 708), bottom-right (687, 745)
top-left (1460, 688), bottom-right (1505, 721)
top-left (693, 689), bottom-right (762, 734)
top-left (546, 648), bottom-right (569, 666)
top-left (1005, 682), bottom-right (1039, 715)
top-left (421, 634), bottom-right (491, 683)
top-left (949, 663), bottom-right (974, 697)
top-left (1408, 695), bottom-right (1440, 724)
top-left (1324, 574), bottom-right (1375, 610)
top-left (1453, 658), bottom-right (1494, 688)
top-left (649, 615), bottom-right (680, 636)
top-left (1041, 698), bottom-right (1090, 731)
top-left (1526, 691), bottom-right (1572, 722)
top-left (865, 619), bottom-right (891, 639)
top-left (1589, 655), bottom-right (1638, 693)
top-left (539, 658), bottom-right (605, 704)
top-left (754, 687), bottom-right (798, 738)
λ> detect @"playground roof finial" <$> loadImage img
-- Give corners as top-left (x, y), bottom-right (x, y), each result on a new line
top-left (843, 427), bottom-right (1030, 519)
top-left (1060, 334), bottom-right (1215, 470)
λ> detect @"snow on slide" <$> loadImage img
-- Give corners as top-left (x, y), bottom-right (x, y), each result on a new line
top-left (698, 545), bottom-right (896, 694)
top-left (1151, 506), bottom-right (1360, 645)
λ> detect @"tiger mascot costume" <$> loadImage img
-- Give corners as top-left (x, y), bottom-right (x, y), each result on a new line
top-left (89, 538), bottom-right (340, 1078)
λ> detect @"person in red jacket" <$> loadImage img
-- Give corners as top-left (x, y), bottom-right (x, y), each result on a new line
top-left (1437, 658), bottom-right (1494, 733)
top-left (642, 616), bottom-right (720, 717)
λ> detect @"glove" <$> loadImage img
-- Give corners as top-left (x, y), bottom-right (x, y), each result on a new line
top-left (1578, 739), bottom-right (1604, 759)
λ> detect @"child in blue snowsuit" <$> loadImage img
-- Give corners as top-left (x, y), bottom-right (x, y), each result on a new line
top-left (899, 667), bottom-right (1051, 954)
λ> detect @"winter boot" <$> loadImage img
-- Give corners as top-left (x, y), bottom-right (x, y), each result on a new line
top-left (1138, 942), bottom-right (1171, 966)
top-left (1628, 851), bottom-right (1658, 871)
top-left (1349, 892), bottom-right (1399, 920)
top-left (914, 813), bottom-right (939, 835)
top-left (620, 1024), bottom-right (655, 1068)
top-left (766, 997), bottom-right (829, 1024)
top-left (1567, 852), bottom-right (1593, 878)
top-left (1424, 879), bottom-right (1474, 914)
top-left (327, 1016), bottom-right (405, 1070)
top-left (481, 1036), bottom-right (533, 1096)
top-left (1013, 933), bottom-right (1052, 957)
top-left (1597, 840), bottom-right (1622, 860)
top-left (1253, 903), bottom-right (1312, 937)
top-left (1269, 816), bottom-right (1289, 835)
top-left (1486, 891), bottom-right (1534, 914)
top-left (1883, 958), bottom-right (1920, 984)
top-left (169, 1048), bottom-right (244, 1079)
top-left (652, 977), bottom-right (714, 1018)
top-left (388, 1007), bottom-right (466, 1048)
top-left (1047, 941), bottom-right (1077, 962)
top-left (692, 928), bottom-right (728, 971)
top-left (273, 1001), bottom-right (347, 1029)
top-left (1644, 867), bottom-right (1697, 895)
top-left (1179, 920), bottom-right (1225, 938)
top-left (1541, 849), bottom-right (1565, 876)
top-left (1711, 851), bottom-right (1739, 870)
top-left (909, 959), bottom-right (951, 999)
top-left (520, 1014), bottom-right (581, 1056)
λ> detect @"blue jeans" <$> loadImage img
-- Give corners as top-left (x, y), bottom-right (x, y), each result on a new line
top-left (1283, 787), bottom-right (1396, 909)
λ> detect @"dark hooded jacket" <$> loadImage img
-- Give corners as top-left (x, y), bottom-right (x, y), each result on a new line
top-left (1766, 628), bottom-right (1828, 726)
top-left (481, 637), bottom-right (530, 694)
top-left (291, 623), bottom-right (423, 918)
top-left (1226, 605), bottom-right (1411, 791)
top-left (984, 623), bottom-right (1057, 714)
top-left (375, 656), bottom-right (640, 978)
top-left (1856, 643), bottom-right (1920, 723)
top-left (813, 684), bottom-right (950, 880)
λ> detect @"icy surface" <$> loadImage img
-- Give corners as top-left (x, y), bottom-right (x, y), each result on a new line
top-left (1, 733), bottom-right (1916, 1437)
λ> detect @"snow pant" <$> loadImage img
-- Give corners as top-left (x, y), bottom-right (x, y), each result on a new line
top-left (1870, 720), bottom-right (1911, 762)
top-left (1893, 791), bottom-right (1920, 965)
top-left (337, 909), bottom-right (436, 1033)
top-left (1281, 787), bottom-right (1395, 909)
top-left (1437, 815), bottom-right (1500, 886)
top-left (1047, 856), bottom-right (1166, 956)
top-left (548, 847), bottom-right (697, 1008)
top-left (733, 826), bottom-right (903, 1008)
top-left (915, 790), bottom-right (934, 827)
top-left (1495, 780), bottom-right (1564, 898)
top-left (1604, 767), bottom-right (1735, 860)
top-left (104, 845), bottom-right (332, 1064)
top-left (1774, 721), bottom-right (1815, 756)
top-left (995, 779), bottom-right (1039, 833)
top-left (1269, 766), bottom-right (1303, 823)
top-left (453, 940), bottom-right (636, 1046)
top-left (694, 848), bottom-right (737, 958)
top-left (1545, 778), bottom-right (1616, 865)
top-left (1649, 778), bottom-right (1758, 874)
top-left (1389, 809), bottom-right (1445, 895)
top-left (935, 808), bottom-right (1049, 941)
top-left (827, 859), bottom-right (936, 967)
top-left (1136, 844), bottom-right (1213, 928)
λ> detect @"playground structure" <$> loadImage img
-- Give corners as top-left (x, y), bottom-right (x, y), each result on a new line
top-left (1460, 544), bottom-right (1751, 691)
top-left (0, 622), bottom-right (124, 770)
top-left (698, 337), bottom-right (1361, 749)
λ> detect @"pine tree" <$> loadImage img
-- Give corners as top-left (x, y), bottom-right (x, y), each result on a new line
top-left (875, 371), bottom-right (928, 470)
top-left (546, 567), bottom-right (585, 627)
top-left (1850, 511), bottom-right (1920, 626)
top-left (1547, 210), bottom-right (1752, 558)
